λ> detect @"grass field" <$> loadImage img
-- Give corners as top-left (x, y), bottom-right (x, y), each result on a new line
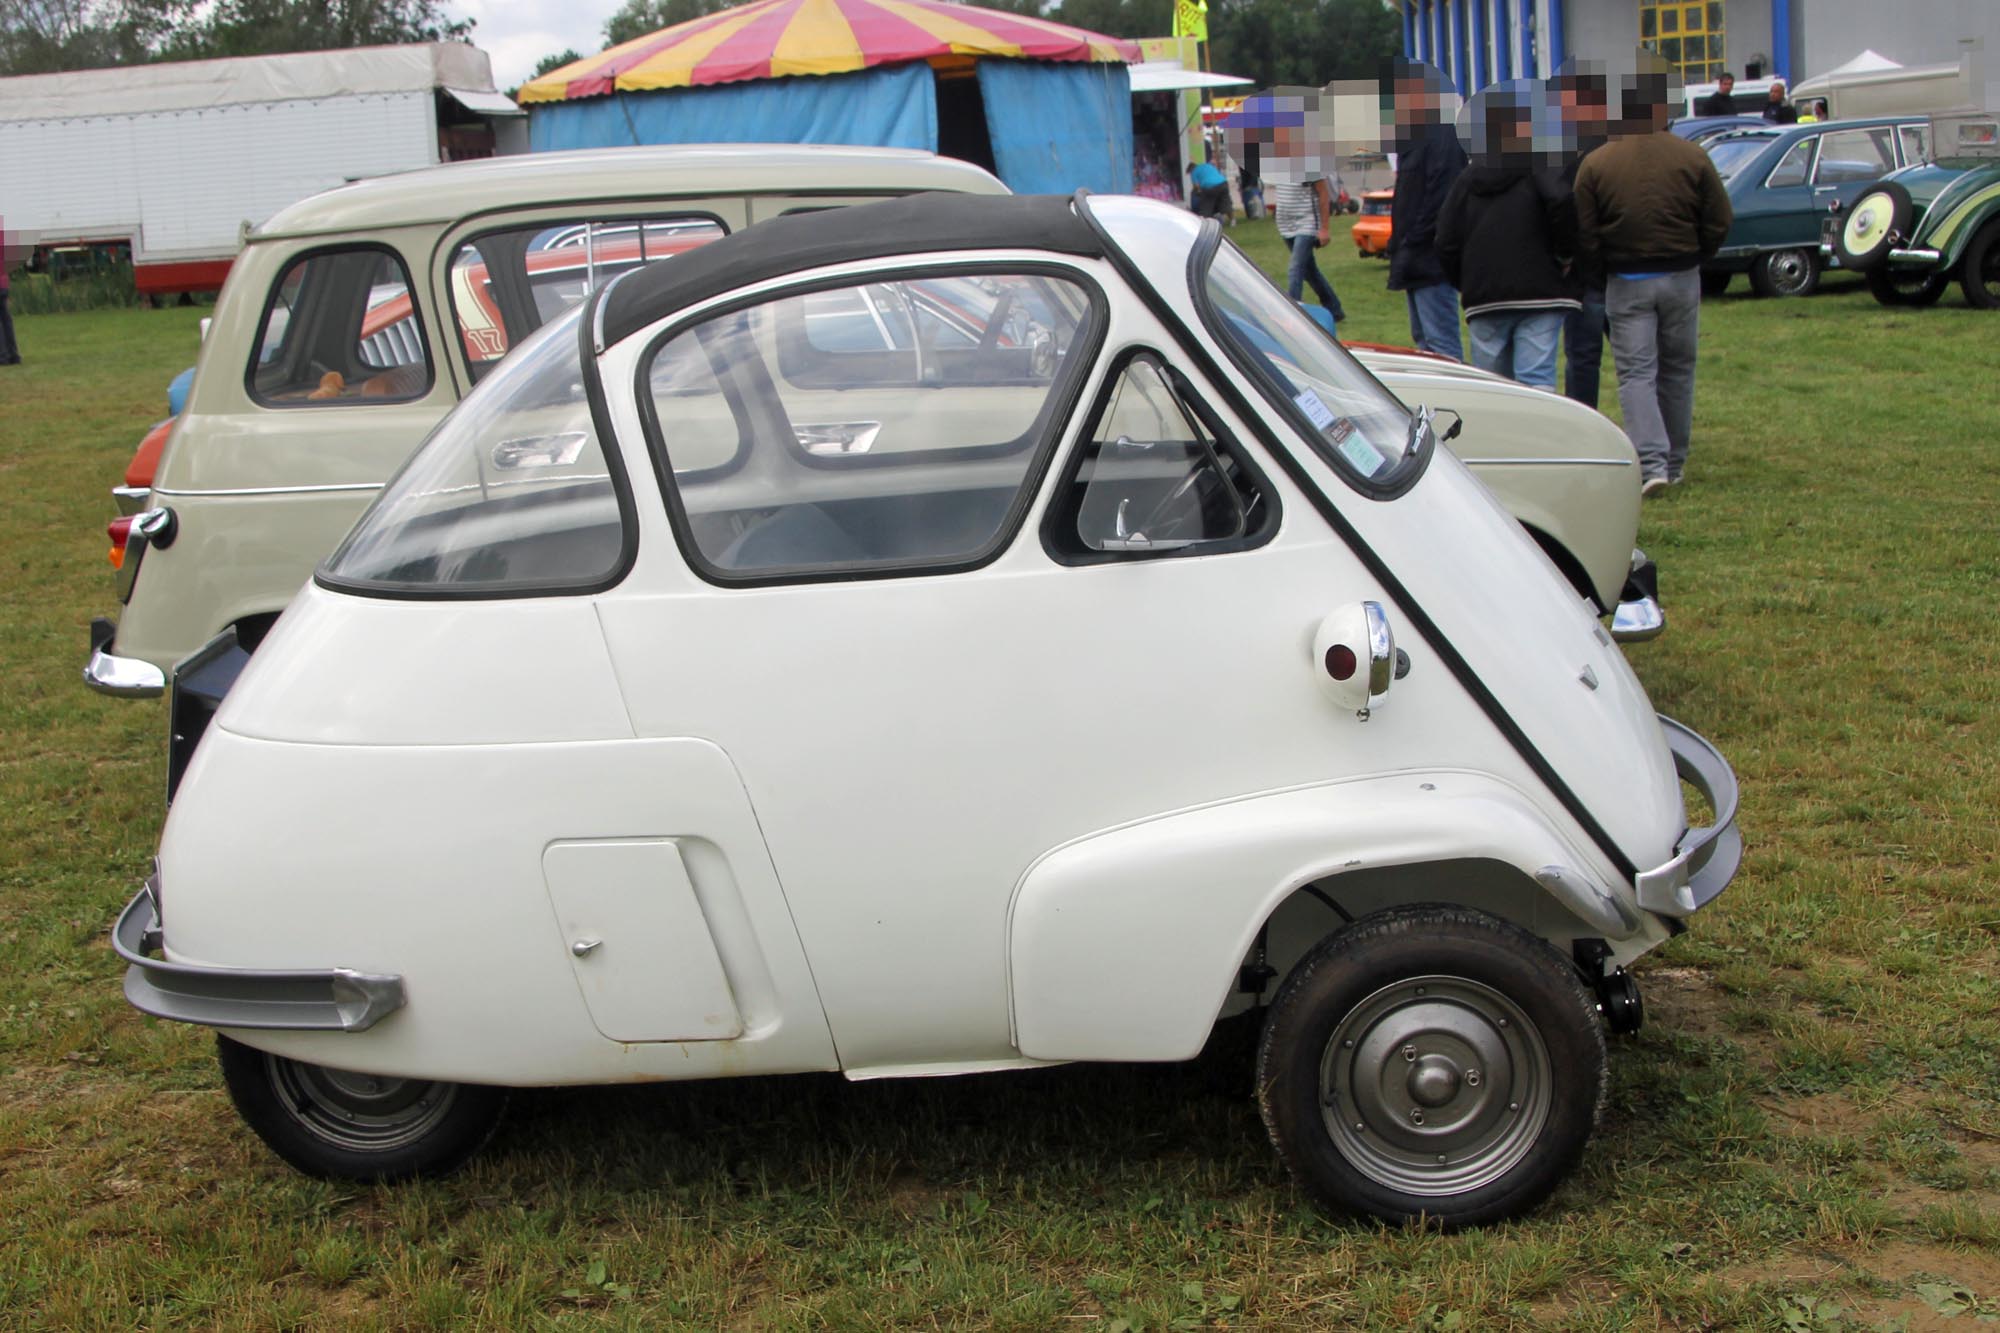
top-left (1, 228), bottom-right (1996, 1331)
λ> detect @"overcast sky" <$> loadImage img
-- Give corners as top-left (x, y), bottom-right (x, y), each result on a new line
top-left (451, 0), bottom-right (631, 89)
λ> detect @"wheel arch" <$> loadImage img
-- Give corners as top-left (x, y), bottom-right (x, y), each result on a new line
top-left (1007, 776), bottom-right (1654, 1065)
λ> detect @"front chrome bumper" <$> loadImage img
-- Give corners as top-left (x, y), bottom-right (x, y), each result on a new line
top-left (114, 875), bottom-right (406, 1032)
top-left (84, 618), bottom-right (165, 698)
top-left (1634, 716), bottom-right (1743, 919)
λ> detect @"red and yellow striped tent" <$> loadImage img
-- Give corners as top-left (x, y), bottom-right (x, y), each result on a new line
top-left (519, 0), bottom-right (1139, 103)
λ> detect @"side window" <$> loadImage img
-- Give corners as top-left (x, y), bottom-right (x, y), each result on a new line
top-left (776, 274), bottom-right (1086, 390)
top-left (449, 216), bottom-right (726, 383)
top-left (249, 248), bottom-right (432, 406)
top-left (1900, 125), bottom-right (1930, 166)
top-left (1813, 129), bottom-right (1897, 185)
top-left (644, 270), bottom-right (1098, 581)
top-left (1766, 138), bottom-right (1814, 189)
top-left (1047, 354), bottom-right (1274, 562)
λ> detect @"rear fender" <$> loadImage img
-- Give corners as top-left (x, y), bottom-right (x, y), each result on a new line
top-left (1007, 773), bottom-right (1652, 1064)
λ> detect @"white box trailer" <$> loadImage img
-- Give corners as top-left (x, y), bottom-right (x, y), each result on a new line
top-left (0, 43), bottom-right (524, 301)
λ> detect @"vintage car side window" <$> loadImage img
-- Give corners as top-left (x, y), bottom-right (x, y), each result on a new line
top-left (1765, 138), bottom-right (1815, 189)
top-left (1899, 125), bottom-right (1929, 165)
top-left (775, 273), bottom-right (1089, 390)
top-left (1048, 353), bottom-right (1274, 562)
top-left (449, 217), bottom-right (726, 383)
top-left (249, 247), bottom-right (432, 406)
top-left (321, 307), bottom-right (629, 596)
top-left (1813, 128), bottom-right (1897, 185)
top-left (644, 270), bottom-right (1098, 580)
top-left (1198, 242), bottom-right (1415, 495)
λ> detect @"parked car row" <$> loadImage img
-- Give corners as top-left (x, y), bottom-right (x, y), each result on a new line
top-left (94, 146), bottom-right (1736, 1228)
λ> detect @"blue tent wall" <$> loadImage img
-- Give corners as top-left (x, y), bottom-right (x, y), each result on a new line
top-left (529, 63), bottom-right (938, 152)
top-left (976, 60), bottom-right (1133, 194)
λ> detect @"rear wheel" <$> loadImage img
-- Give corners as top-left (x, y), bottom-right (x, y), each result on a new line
top-left (1959, 220), bottom-right (2000, 310)
top-left (1750, 248), bottom-right (1820, 297)
top-left (1256, 905), bottom-right (1607, 1228)
top-left (217, 1035), bottom-right (505, 1181)
top-left (1866, 267), bottom-right (1949, 307)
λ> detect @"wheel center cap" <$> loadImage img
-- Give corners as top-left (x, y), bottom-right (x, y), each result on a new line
top-left (1407, 1054), bottom-right (1461, 1107)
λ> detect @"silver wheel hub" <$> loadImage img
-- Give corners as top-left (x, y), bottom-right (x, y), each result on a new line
top-left (270, 1056), bottom-right (457, 1152)
top-left (1769, 251), bottom-right (1811, 290)
top-left (1320, 976), bottom-right (1552, 1196)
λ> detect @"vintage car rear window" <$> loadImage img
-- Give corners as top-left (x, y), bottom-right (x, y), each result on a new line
top-left (322, 307), bottom-right (627, 596)
top-left (249, 246), bottom-right (433, 406)
top-left (643, 268), bottom-right (1097, 580)
top-left (1199, 243), bottom-right (1416, 493)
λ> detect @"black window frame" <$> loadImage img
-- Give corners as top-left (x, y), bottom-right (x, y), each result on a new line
top-left (632, 259), bottom-right (1109, 589)
top-left (1040, 345), bottom-right (1281, 567)
top-left (244, 241), bottom-right (434, 411)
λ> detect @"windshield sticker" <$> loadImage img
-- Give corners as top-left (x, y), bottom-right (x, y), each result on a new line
top-left (1329, 417), bottom-right (1385, 474)
top-left (1292, 387), bottom-right (1337, 431)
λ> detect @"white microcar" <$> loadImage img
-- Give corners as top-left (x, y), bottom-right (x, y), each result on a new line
top-left (116, 193), bottom-right (1739, 1228)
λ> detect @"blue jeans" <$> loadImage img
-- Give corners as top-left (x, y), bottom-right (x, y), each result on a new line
top-left (1467, 310), bottom-right (1565, 389)
top-left (1285, 233), bottom-right (1344, 319)
top-left (1403, 283), bottom-right (1462, 360)
top-left (1563, 292), bottom-right (1607, 408)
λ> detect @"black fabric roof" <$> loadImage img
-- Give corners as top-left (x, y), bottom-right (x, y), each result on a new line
top-left (598, 192), bottom-right (1103, 346)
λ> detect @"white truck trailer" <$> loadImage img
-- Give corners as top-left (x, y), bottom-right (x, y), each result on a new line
top-left (0, 43), bottom-right (524, 302)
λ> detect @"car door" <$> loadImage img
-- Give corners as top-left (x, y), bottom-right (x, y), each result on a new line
top-left (1741, 134), bottom-right (1816, 250)
top-left (591, 253), bottom-right (1496, 1074)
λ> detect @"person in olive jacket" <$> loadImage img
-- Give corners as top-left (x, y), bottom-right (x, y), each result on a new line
top-left (1387, 61), bottom-right (1468, 360)
top-left (1436, 86), bottom-right (1579, 390)
top-left (1574, 70), bottom-right (1733, 492)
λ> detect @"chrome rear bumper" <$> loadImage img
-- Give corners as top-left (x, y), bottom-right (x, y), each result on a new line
top-left (84, 618), bottom-right (164, 698)
top-left (114, 875), bottom-right (405, 1032)
top-left (1635, 716), bottom-right (1743, 918)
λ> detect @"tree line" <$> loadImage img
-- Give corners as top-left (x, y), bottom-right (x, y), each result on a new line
top-left (2, 0), bottom-right (1398, 93)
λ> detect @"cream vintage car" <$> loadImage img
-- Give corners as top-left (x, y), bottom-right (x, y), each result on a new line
top-left (115, 193), bottom-right (1737, 1228)
top-left (87, 148), bottom-right (1660, 800)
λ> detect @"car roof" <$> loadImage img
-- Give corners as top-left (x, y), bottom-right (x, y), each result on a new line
top-left (250, 144), bottom-right (1010, 240)
top-left (598, 192), bottom-right (1102, 348)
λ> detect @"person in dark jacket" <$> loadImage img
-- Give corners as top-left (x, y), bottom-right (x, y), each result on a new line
top-left (0, 260), bottom-right (17, 367)
top-left (1387, 60), bottom-right (1467, 360)
top-left (1696, 73), bottom-right (1738, 116)
top-left (1575, 70), bottom-right (1733, 491)
top-left (1553, 60), bottom-right (1612, 406)
top-left (1761, 81), bottom-right (1799, 124)
top-left (1436, 84), bottom-right (1579, 390)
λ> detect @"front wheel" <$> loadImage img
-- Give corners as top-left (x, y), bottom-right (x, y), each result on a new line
top-left (217, 1035), bottom-right (506, 1181)
top-left (1866, 267), bottom-right (1949, 307)
top-left (1750, 248), bottom-right (1820, 297)
top-left (1960, 220), bottom-right (2000, 310)
top-left (1256, 905), bottom-right (1607, 1228)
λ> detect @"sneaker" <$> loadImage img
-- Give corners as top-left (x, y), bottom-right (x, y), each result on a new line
top-left (1641, 475), bottom-right (1670, 497)
top-left (1668, 471), bottom-right (1684, 485)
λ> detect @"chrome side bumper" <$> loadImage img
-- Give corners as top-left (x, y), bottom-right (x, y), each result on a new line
top-left (1634, 716), bottom-right (1743, 919)
top-left (114, 876), bottom-right (406, 1032)
top-left (1887, 246), bottom-right (1944, 271)
top-left (84, 618), bottom-right (165, 698)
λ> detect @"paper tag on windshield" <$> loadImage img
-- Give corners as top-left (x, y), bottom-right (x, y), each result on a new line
top-left (1292, 388), bottom-right (1337, 431)
top-left (1328, 417), bottom-right (1385, 474)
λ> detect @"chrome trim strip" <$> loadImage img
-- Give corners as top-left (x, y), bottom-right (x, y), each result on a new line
top-left (1466, 457), bottom-right (1634, 467)
top-left (150, 483), bottom-right (382, 498)
top-left (84, 647), bottom-right (165, 698)
top-left (1634, 717), bottom-right (1742, 918)
top-left (114, 878), bottom-right (406, 1032)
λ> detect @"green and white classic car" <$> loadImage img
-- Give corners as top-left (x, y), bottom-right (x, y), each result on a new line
top-left (1830, 110), bottom-right (2000, 308)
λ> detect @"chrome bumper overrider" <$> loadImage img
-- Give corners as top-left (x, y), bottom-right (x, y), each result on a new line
top-left (1887, 246), bottom-right (1944, 270)
top-left (84, 643), bottom-right (165, 698)
top-left (1610, 550), bottom-right (1665, 644)
top-left (114, 876), bottom-right (405, 1032)
top-left (1634, 716), bottom-right (1742, 919)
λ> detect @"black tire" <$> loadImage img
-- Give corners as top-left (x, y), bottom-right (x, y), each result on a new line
top-left (1960, 220), bottom-right (2000, 310)
top-left (1256, 905), bottom-right (1607, 1229)
top-left (1749, 247), bottom-right (1820, 297)
top-left (1866, 266), bottom-right (1949, 307)
top-left (1700, 270), bottom-right (1732, 297)
top-left (1834, 182), bottom-right (1913, 271)
top-left (217, 1034), bottom-right (506, 1181)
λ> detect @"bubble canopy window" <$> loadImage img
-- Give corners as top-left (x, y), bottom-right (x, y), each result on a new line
top-left (321, 308), bottom-right (631, 597)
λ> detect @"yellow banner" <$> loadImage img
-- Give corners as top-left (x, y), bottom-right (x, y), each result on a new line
top-left (1172, 0), bottom-right (1208, 43)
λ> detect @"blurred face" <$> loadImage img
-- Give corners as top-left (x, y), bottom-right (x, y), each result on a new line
top-left (1718, 74), bottom-right (1734, 92)
top-left (1768, 84), bottom-right (1786, 102)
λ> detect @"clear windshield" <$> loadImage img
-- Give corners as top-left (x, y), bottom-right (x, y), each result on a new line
top-left (1200, 242), bottom-right (1417, 491)
top-left (322, 306), bottom-right (628, 595)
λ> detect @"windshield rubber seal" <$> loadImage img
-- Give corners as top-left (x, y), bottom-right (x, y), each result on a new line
top-left (1070, 191), bottom-right (1639, 883)
top-left (312, 302), bottom-right (640, 602)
